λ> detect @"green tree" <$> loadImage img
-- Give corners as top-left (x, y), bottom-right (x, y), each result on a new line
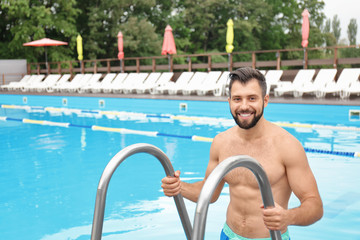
top-left (0, 0), bottom-right (346, 65)
top-left (321, 18), bottom-right (336, 47)
top-left (0, 0), bottom-right (79, 63)
top-left (347, 18), bottom-right (357, 45)
top-left (332, 14), bottom-right (341, 43)
top-left (324, 18), bottom-right (331, 33)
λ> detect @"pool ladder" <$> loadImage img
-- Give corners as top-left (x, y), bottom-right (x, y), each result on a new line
top-left (90, 143), bottom-right (282, 240)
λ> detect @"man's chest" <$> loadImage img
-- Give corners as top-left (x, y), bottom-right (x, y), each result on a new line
top-left (218, 141), bottom-right (284, 187)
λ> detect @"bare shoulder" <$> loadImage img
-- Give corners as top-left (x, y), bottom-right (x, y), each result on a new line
top-left (210, 127), bottom-right (236, 156)
top-left (267, 121), bottom-right (306, 164)
top-left (213, 125), bottom-right (233, 139)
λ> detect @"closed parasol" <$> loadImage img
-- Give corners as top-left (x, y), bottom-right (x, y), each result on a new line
top-left (301, 9), bottom-right (310, 68)
top-left (226, 19), bottom-right (234, 71)
top-left (77, 35), bottom-right (83, 73)
top-left (117, 31), bottom-right (124, 72)
top-left (161, 25), bottom-right (177, 72)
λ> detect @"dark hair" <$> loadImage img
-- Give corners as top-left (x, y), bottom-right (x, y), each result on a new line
top-left (228, 67), bottom-right (267, 97)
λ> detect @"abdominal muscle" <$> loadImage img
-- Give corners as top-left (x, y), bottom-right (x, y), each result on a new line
top-left (225, 185), bottom-right (270, 238)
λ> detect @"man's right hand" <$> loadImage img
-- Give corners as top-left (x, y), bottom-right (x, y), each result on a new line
top-left (161, 170), bottom-right (181, 196)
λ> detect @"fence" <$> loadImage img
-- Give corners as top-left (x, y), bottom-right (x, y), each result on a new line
top-left (2, 45), bottom-right (360, 83)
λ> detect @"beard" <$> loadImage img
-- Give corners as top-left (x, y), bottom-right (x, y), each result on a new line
top-left (231, 102), bottom-right (264, 129)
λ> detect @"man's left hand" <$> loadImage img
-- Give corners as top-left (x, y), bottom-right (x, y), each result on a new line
top-left (261, 203), bottom-right (289, 231)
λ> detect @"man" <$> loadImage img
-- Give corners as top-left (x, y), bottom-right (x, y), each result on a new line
top-left (161, 67), bottom-right (323, 240)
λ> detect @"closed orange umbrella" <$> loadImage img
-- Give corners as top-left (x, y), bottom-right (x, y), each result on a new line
top-left (301, 9), bottom-right (310, 48)
top-left (161, 25), bottom-right (177, 71)
top-left (23, 38), bottom-right (68, 74)
top-left (301, 9), bottom-right (310, 69)
top-left (117, 31), bottom-right (124, 72)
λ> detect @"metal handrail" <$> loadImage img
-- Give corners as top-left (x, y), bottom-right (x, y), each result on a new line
top-left (192, 155), bottom-right (282, 240)
top-left (90, 143), bottom-right (192, 240)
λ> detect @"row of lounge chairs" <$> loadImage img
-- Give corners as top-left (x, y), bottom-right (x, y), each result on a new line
top-left (271, 68), bottom-right (360, 99)
top-left (0, 71), bottom-right (230, 96)
top-left (1, 68), bottom-right (359, 99)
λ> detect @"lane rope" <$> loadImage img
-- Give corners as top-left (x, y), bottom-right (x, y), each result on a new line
top-left (0, 115), bottom-right (359, 158)
top-left (2, 104), bottom-right (360, 131)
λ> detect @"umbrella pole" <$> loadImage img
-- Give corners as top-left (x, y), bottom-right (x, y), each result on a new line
top-left (120, 59), bottom-right (123, 73)
top-left (228, 53), bottom-right (231, 71)
top-left (303, 48), bottom-right (305, 69)
top-left (167, 54), bottom-right (171, 72)
top-left (45, 46), bottom-right (49, 75)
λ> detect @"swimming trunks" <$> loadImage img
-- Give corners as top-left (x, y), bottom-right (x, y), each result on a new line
top-left (220, 222), bottom-right (290, 240)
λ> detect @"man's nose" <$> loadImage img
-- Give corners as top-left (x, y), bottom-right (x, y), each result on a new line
top-left (239, 100), bottom-right (250, 110)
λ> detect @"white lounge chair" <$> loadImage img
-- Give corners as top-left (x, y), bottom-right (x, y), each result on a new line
top-left (195, 71), bottom-right (222, 96)
top-left (155, 72), bottom-right (194, 95)
top-left (77, 73), bottom-right (103, 93)
top-left (111, 73), bottom-right (144, 94)
top-left (54, 74), bottom-right (84, 92)
top-left (47, 74), bottom-right (74, 92)
top-left (135, 72), bottom-right (161, 94)
top-left (341, 80), bottom-right (360, 99)
top-left (101, 73), bottom-right (128, 93)
top-left (36, 74), bottom-right (70, 92)
top-left (264, 70), bottom-right (283, 95)
top-left (293, 69), bottom-right (337, 97)
top-left (316, 68), bottom-right (360, 99)
top-left (205, 71), bottom-right (230, 96)
top-left (22, 74), bottom-right (61, 92)
top-left (122, 73), bottom-right (149, 94)
top-left (60, 73), bottom-right (93, 93)
top-left (89, 73), bottom-right (117, 93)
top-left (182, 72), bottom-right (209, 95)
top-left (13, 75), bottom-right (45, 91)
top-left (274, 69), bottom-right (315, 97)
top-left (149, 72), bottom-right (174, 94)
top-left (1, 75), bottom-right (31, 91)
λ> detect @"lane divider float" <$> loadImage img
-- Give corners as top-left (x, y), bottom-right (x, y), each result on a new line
top-left (2, 104), bottom-right (360, 132)
top-left (0, 115), bottom-right (359, 158)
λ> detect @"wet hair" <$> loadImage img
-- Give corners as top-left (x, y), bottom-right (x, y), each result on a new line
top-left (228, 67), bottom-right (267, 97)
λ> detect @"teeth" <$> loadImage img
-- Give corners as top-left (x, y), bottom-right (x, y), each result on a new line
top-left (239, 113), bottom-right (251, 117)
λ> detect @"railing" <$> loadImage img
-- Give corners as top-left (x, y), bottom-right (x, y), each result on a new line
top-left (26, 45), bottom-right (360, 75)
top-left (192, 155), bottom-right (282, 240)
top-left (1, 73), bottom-right (26, 85)
top-left (91, 143), bottom-right (281, 239)
top-left (90, 143), bottom-right (192, 240)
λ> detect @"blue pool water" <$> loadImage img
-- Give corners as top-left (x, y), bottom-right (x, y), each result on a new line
top-left (0, 94), bottom-right (359, 240)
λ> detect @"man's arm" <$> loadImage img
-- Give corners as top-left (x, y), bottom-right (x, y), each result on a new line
top-left (262, 137), bottom-right (323, 230)
top-left (161, 135), bottom-right (225, 203)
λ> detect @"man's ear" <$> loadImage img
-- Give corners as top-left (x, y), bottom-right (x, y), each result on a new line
top-left (264, 94), bottom-right (269, 107)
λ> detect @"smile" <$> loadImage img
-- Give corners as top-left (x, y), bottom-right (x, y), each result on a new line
top-left (238, 112), bottom-right (253, 118)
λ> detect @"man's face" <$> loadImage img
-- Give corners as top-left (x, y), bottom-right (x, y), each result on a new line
top-left (228, 79), bottom-right (268, 129)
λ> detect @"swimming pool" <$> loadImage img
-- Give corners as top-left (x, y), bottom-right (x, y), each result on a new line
top-left (0, 94), bottom-right (359, 240)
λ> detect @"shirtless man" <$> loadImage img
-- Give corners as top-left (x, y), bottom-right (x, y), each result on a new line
top-left (161, 67), bottom-right (323, 240)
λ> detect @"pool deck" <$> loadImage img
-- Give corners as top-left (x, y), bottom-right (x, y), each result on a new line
top-left (0, 90), bottom-right (359, 106)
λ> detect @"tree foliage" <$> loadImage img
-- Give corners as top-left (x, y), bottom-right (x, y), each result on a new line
top-left (332, 15), bottom-right (341, 43)
top-left (347, 18), bottom-right (357, 45)
top-left (0, 0), bottom-right (79, 62)
top-left (0, 0), bottom-right (355, 64)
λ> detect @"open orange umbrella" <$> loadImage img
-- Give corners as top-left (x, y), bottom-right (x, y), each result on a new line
top-left (23, 38), bottom-right (68, 74)
top-left (117, 32), bottom-right (124, 72)
top-left (161, 25), bottom-right (177, 71)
